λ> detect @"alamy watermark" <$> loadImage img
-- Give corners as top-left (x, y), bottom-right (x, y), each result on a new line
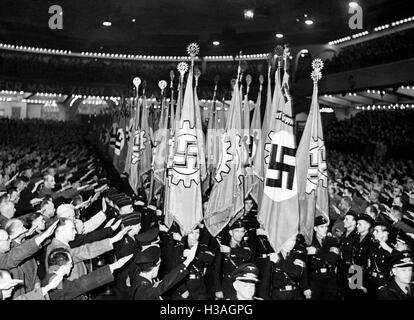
top-left (48, 5), bottom-right (63, 30)
top-left (348, 4), bottom-right (363, 30)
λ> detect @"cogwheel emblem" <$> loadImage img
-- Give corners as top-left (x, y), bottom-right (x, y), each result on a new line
top-left (139, 130), bottom-right (148, 153)
top-left (131, 130), bottom-right (140, 165)
top-left (234, 133), bottom-right (246, 184)
top-left (264, 131), bottom-right (276, 165)
top-left (305, 137), bottom-right (328, 194)
top-left (214, 133), bottom-right (232, 183)
top-left (170, 121), bottom-right (201, 188)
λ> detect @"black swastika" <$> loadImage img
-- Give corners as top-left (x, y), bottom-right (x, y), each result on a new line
top-left (173, 140), bottom-right (198, 170)
top-left (266, 144), bottom-right (296, 190)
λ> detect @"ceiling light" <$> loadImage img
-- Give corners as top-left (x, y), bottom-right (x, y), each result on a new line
top-left (102, 21), bottom-right (112, 27)
top-left (275, 33), bottom-right (284, 39)
top-left (349, 2), bottom-right (359, 8)
top-left (244, 9), bottom-right (254, 19)
top-left (305, 19), bottom-right (314, 25)
top-left (132, 19), bottom-right (136, 22)
top-left (212, 41), bottom-right (220, 46)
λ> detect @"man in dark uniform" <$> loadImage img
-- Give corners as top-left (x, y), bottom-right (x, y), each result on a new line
top-left (269, 234), bottom-right (306, 300)
top-left (112, 212), bottom-right (141, 299)
top-left (254, 228), bottom-right (274, 299)
top-left (348, 213), bottom-right (375, 300)
top-left (338, 210), bottom-right (359, 300)
top-left (377, 252), bottom-right (414, 300)
top-left (304, 216), bottom-right (340, 300)
top-left (213, 220), bottom-right (253, 300)
top-left (135, 227), bottom-right (160, 251)
top-left (167, 227), bottom-right (215, 300)
top-left (130, 243), bottom-right (198, 300)
top-left (230, 263), bottom-right (262, 300)
top-left (367, 221), bottom-right (394, 299)
top-left (241, 197), bottom-right (260, 257)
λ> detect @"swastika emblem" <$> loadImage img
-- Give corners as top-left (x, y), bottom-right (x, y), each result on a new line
top-left (170, 121), bottom-right (200, 187)
top-left (173, 140), bottom-right (198, 170)
top-left (264, 130), bottom-right (298, 202)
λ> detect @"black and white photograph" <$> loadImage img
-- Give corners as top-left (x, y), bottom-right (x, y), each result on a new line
top-left (0, 0), bottom-right (413, 312)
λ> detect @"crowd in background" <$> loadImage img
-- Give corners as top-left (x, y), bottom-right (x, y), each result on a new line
top-left (1, 27), bottom-right (412, 97)
top-left (293, 27), bottom-right (414, 81)
top-left (325, 110), bottom-right (414, 159)
top-left (0, 112), bottom-right (413, 300)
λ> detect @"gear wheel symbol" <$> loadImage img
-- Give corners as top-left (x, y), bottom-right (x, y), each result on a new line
top-left (170, 121), bottom-right (201, 188)
top-left (234, 134), bottom-right (246, 184)
top-left (139, 130), bottom-right (148, 153)
top-left (214, 133), bottom-right (233, 183)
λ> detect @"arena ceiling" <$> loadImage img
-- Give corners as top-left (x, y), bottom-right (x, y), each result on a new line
top-left (0, 0), bottom-right (412, 55)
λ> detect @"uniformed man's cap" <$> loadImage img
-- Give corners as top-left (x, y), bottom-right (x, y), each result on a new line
top-left (374, 221), bottom-right (391, 232)
top-left (115, 195), bottom-right (133, 208)
top-left (395, 230), bottom-right (414, 247)
top-left (110, 192), bottom-right (125, 203)
top-left (134, 246), bottom-right (161, 265)
top-left (121, 212), bottom-right (141, 226)
top-left (357, 213), bottom-right (375, 226)
top-left (231, 263), bottom-right (259, 283)
top-left (230, 219), bottom-right (245, 230)
top-left (314, 216), bottom-right (329, 227)
top-left (345, 210), bottom-right (358, 220)
top-left (105, 187), bottom-right (118, 199)
top-left (135, 227), bottom-right (159, 245)
top-left (390, 252), bottom-right (414, 268)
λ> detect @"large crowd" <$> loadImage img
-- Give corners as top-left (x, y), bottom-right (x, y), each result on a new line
top-left (2, 27), bottom-right (412, 97)
top-left (295, 27), bottom-right (414, 81)
top-left (325, 110), bottom-right (414, 159)
top-left (0, 115), bottom-right (413, 300)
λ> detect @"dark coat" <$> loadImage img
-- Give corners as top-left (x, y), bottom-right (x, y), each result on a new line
top-left (131, 263), bottom-right (189, 300)
top-left (49, 265), bottom-right (114, 300)
top-left (0, 237), bottom-right (41, 270)
top-left (377, 280), bottom-right (414, 300)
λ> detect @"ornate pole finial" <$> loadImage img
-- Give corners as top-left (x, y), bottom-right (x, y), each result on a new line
top-left (259, 74), bottom-right (264, 92)
top-left (246, 74), bottom-right (252, 95)
top-left (132, 77), bottom-right (141, 105)
top-left (283, 46), bottom-right (290, 71)
top-left (177, 62), bottom-right (189, 81)
top-left (230, 78), bottom-right (237, 91)
top-left (187, 43), bottom-right (199, 68)
top-left (194, 67), bottom-right (201, 88)
top-left (311, 58), bottom-right (324, 83)
top-left (133, 77), bottom-right (141, 89)
top-left (158, 80), bottom-right (167, 96)
top-left (142, 80), bottom-right (147, 96)
top-left (187, 43), bottom-right (200, 58)
top-left (274, 45), bottom-right (284, 68)
top-left (169, 70), bottom-right (175, 89)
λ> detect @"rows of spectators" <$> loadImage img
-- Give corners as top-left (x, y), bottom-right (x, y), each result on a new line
top-left (0, 115), bottom-right (413, 300)
top-left (324, 110), bottom-right (414, 159)
top-left (324, 28), bottom-right (414, 74)
top-left (294, 27), bottom-right (414, 80)
top-left (2, 28), bottom-right (412, 97)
